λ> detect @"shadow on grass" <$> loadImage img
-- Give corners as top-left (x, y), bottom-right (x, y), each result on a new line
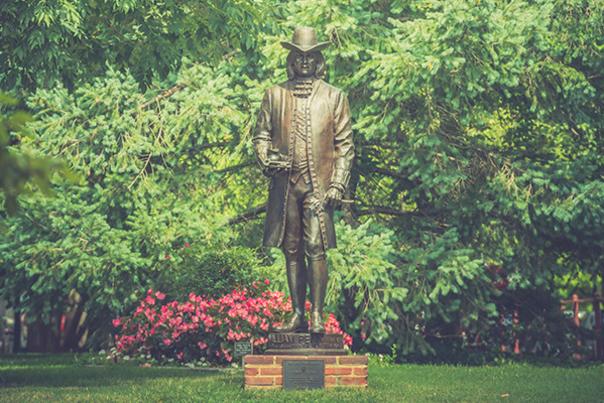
top-left (0, 354), bottom-right (225, 388)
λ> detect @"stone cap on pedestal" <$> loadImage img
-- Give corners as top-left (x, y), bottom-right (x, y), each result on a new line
top-left (265, 332), bottom-right (345, 355)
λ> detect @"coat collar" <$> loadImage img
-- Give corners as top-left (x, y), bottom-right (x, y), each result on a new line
top-left (285, 79), bottom-right (323, 99)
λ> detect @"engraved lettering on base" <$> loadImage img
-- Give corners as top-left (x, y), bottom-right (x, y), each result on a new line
top-left (234, 340), bottom-right (253, 358)
top-left (268, 333), bottom-right (344, 350)
top-left (270, 333), bottom-right (310, 348)
top-left (283, 360), bottom-right (325, 389)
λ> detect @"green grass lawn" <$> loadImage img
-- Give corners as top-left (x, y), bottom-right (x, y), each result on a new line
top-left (0, 354), bottom-right (603, 402)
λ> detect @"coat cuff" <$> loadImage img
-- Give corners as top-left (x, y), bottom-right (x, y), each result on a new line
top-left (253, 136), bottom-right (270, 169)
top-left (330, 168), bottom-right (350, 191)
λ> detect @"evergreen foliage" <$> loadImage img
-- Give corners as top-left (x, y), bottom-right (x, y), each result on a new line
top-left (0, 0), bottom-right (602, 359)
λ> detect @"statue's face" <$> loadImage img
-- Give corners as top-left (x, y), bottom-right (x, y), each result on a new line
top-left (292, 51), bottom-right (318, 78)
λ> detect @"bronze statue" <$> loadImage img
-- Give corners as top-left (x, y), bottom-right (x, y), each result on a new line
top-left (253, 27), bottom-right (354, 334)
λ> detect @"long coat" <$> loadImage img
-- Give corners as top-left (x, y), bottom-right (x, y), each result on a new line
top-left (253, 79), bottom-right (354, 249)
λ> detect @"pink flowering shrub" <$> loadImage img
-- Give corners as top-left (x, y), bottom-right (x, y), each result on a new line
top-left (113, 280), bottom-right (352, 364)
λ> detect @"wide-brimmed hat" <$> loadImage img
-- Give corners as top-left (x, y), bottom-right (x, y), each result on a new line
top-left (281, 26), bottom-right (330, 54)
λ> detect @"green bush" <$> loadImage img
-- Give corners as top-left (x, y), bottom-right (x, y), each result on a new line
top-left (155, 245), bottom-right (260, 300)
top-left (1, 0), bottom-right (602, 360)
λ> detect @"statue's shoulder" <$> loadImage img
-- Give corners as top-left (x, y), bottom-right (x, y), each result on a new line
top-left (277, 80), bottom-right (291, 89)
top-left (264, 81), bottom-right (291, 98)
top-left (317, 80), bottom-right (346, 99)
top-left (318, 80), bottom-right (342, 92)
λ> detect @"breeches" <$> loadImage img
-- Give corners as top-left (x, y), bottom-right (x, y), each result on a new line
top-left (281, 172), bottom-right (326, 261)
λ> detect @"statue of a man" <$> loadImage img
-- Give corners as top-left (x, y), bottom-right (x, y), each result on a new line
top-left (253, 27), bottom-right (354, 334)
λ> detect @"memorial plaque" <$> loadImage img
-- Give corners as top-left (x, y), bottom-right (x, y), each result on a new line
top-left (234, 340), bottom-right (253, 358)
top-left (283, 360), bottom-right (325, 389)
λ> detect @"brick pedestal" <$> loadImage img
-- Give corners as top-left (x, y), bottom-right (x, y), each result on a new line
top-left (243, 355), bottom-right (368, 390)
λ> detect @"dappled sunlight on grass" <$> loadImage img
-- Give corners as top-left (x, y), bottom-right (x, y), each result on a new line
top-left (0, 354), bottom-right (603, 402)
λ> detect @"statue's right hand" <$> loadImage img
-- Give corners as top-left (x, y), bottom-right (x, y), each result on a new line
top-left (262, 164), bottom-right (286, 177)
top-left (258, 146), bottom-right (289, 177)
top-left (257, 147), bottom-right (268, 164)
top-left (256, 147), bottom-right (273, 177)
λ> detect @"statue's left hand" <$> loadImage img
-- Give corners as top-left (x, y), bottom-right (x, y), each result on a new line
top-left (324, 186), bottom-right (344, 208)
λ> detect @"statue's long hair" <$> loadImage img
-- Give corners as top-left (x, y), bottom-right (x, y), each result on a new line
top-left (286, 51), bottom-right (327, 80)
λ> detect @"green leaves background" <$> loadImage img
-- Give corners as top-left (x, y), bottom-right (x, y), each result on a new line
top-left (1, 0), bottom-right (602, 358)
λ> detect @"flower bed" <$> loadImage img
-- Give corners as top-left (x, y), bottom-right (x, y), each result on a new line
top-left (113, 281), bottom-right (352, 364)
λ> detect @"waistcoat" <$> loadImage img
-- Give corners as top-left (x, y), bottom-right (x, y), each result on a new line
top-left (290, 79), bottom-right (314, 184)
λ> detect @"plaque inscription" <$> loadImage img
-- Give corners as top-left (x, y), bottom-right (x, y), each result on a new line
top-left (234, 340), bottom-right (253, 358)
top-left (283, 360), bottom-right (325, 389)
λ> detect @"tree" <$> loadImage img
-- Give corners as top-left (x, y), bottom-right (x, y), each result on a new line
top-left (1, 0), bottom-right (602, 358)
top-left (0, 92), bottom-right (71, 214)
top-left (0, 0), bottom-right (267, 91)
